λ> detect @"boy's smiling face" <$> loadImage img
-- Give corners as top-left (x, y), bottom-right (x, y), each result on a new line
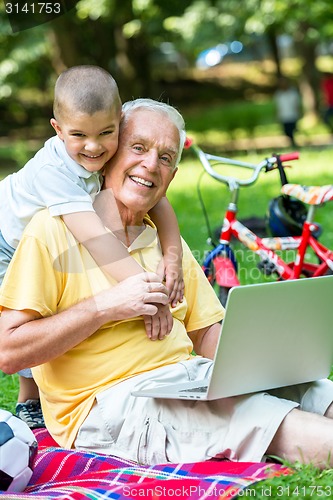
top-left (50, 107), bottom-right (121, 173)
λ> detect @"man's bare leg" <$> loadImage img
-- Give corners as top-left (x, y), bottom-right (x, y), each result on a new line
top-left (266, 408), bottom-right (333, 468)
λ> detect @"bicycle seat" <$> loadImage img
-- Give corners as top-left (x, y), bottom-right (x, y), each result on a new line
top-left (281, 184), bottom-right (333, 205)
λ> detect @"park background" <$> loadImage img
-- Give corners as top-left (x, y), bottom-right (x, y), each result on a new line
top-left (1, 0), bottom-right (333, 259)
top-left (1, 1), bottom-right (333, 496)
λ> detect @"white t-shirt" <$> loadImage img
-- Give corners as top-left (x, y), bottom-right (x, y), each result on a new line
top-left (274, 88), bottom-right (301, 122)
top-left (0, 136), bottom-right (102, 248)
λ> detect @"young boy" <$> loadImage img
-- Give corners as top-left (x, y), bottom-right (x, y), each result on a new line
top-left (0, 65), bottom-right (184, 428)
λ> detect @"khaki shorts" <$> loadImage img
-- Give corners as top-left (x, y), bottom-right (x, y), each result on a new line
top-left (75, 358), bottom-right (333, 464)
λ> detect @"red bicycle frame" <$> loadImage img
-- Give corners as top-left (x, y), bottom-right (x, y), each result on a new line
top-left (194, 143), bottom-right (333, 292)
top-left (217, 208), bottom-right (333, 288)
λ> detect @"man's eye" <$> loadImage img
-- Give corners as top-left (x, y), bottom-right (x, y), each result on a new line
top-left (161, 155), bottom-right (171, 164)
top-left (133, 145), bottom-right (144, 152)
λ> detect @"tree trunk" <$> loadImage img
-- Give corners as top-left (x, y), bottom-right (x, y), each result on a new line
top-left (48, 16), bottom-right (81, 73)
top-left (266, 25), bottom-right (282, 78)
top-left (294, 22), bottom-right (321, 116)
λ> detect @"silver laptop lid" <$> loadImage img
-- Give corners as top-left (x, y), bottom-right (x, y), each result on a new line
top-left (207, 275), bottom-right (333, 399)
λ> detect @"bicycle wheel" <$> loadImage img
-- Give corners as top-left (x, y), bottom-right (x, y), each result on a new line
top-left (218, 286), bottom-right (230, 308)
top-left (204, 261), bottom-right (229, 307)
top-left (202, 244), bottom-right (238, 307)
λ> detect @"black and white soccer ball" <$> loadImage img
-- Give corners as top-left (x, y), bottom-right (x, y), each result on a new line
top-left (0, 408), bottom-right (38, 492)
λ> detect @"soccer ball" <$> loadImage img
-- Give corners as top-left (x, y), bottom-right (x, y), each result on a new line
top-left (0, 409), bottom-right (38, 492)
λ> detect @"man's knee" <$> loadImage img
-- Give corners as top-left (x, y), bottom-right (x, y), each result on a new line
top-left (266, 407), bottom-right (299, 459)
top-left (266, 408), bottom-right (333, 467)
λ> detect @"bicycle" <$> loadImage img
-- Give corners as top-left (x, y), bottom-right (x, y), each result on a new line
top-left (191, 143), bottom-right (333, 306)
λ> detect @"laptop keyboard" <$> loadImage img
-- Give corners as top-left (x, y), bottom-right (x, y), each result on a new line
top-left (180, 386), bottom-right (208, 393)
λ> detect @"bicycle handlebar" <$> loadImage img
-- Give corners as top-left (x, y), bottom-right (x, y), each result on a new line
top-left (190, 143), bottom-right (299, 189)
top-left (278, 152), bottom-right (300, 162)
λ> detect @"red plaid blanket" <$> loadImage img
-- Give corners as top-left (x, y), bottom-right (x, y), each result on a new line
top-left (0, 428), bottom-right (291, 499)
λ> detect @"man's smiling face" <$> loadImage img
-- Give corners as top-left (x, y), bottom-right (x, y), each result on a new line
top-left (103, 108), bottom-right (179, 223)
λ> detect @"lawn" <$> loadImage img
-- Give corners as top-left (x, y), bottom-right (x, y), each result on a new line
top-left (1, 107), bottom-right (333, 497)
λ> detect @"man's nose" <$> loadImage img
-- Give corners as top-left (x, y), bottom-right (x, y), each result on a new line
top-left (143, 150), bottom-right (159, 170)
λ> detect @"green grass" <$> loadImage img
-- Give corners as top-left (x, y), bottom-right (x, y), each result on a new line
top-left (244, 463), bottom-right (333, 498)
top-left (0, 371), bottom-right (18, 414)
top-left (1, 115), bottom-right (333, 497)
top-left (182, 98), bottom-right (331, 147)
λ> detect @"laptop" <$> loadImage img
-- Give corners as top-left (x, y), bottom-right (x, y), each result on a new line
top-left (131, 275), bottom-right (333, 400)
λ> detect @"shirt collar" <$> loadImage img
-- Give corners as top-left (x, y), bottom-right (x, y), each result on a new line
top-left (127, 216), bottom-right (158, 252)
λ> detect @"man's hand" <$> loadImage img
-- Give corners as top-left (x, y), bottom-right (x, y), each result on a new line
top-left (94, 272), bottom-right (169, 320)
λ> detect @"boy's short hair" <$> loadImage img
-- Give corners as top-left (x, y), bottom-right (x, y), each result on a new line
top-left (53, 65), bottom-right (121, 121)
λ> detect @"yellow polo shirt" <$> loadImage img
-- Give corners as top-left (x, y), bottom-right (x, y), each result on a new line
top-left (0, 210), bottom-right (224, 448)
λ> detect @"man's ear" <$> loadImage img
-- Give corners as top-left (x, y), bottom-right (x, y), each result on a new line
top-left (163, 167), bottom-right (178, 196)
top-left (50, 118), bottom-right (64, 140)
top-left (171, 166), bottom-right (178, 181)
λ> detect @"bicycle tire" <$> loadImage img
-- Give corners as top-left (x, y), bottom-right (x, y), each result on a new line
top-left (218, 286), bottom-right (230, 308)
top-left (204, 262), bottom-right (229, 307)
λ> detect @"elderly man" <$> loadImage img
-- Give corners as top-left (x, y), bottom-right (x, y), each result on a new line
top-left (1, 99), bottom-right (333, 468)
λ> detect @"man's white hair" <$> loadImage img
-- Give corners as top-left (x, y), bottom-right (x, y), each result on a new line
top-left (122, 98), bottom-right (186, 166)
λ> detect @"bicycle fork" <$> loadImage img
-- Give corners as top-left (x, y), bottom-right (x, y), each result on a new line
top-left (202, 242), bottom-right (240, 288)
top-left (202, 202), bottom-right (241, 288)
top-left (203, 210), bottom-right (289, 287)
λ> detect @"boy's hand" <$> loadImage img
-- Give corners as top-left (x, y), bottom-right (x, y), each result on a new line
top-left (163, 256), bottom-right (184, 307)
top-left (143, 304), bottom-right (173, 341)
top-left (165, 267), bottom-right (184, 308)
top-left (157, 254), bottom-right (184, 308)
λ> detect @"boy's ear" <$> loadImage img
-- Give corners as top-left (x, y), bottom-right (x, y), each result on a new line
top-left (50, 118), bottom-right (64, 140)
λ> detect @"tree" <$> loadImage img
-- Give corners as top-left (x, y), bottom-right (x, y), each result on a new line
top-left (245, 0), bottom-right (333, 114)
top-left (48, 0), bottom-right (195, 99)
top-left (163, 0), bottom-right (333, 114)
top-left (1, 0), bottom-right (333, 132)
